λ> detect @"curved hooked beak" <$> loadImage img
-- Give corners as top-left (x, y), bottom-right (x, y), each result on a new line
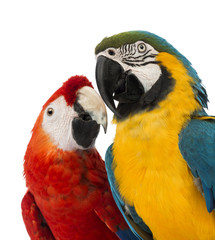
top-left (76, 86), bottom-right (108, 133)
top-left (96, 56), bottom-right (123, 118)
top-left (96, 56), bottom-right (144, 119)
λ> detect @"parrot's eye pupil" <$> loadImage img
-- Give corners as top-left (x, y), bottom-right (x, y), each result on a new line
top-left (47, 107), bottom-right (54, 116)
top-left (108, 49), bottom-right (115, 56)
top-left (137, 43), bottom-right (146, 53)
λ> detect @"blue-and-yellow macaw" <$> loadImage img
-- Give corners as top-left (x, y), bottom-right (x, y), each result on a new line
top-left (94, 31), bottom-right (215, 240)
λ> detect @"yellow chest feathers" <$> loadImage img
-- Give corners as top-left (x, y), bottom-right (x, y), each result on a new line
top-left (113, 108), bottom-right (194, 205)
top-left (112, 53), bottom-right (215, 240)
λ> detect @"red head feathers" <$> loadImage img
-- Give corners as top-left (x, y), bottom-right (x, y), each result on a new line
top-left (43, 75), bottom-right (93, 110)
top-left (30, 75), bottom-right (93, 135)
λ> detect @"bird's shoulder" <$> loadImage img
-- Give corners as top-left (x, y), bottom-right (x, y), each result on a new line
top-left (179, 115), bottom-right (215, 164)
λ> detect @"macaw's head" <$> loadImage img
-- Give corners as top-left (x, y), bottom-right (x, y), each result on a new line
top-left (95, 31), bottom-right (208, 121)
top-left (30, 76), bottom-right (107, 152)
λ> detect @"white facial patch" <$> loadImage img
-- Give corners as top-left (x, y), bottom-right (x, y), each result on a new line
top-left (42, 96), bottom-right (83, 151)
top-left (97, 40), bottom-right (162, 93)
top-left (131, 64), bottom-right (162, 92)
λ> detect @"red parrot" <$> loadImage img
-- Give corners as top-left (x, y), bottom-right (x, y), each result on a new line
top-left (21, 76), bottom-right (139, 240)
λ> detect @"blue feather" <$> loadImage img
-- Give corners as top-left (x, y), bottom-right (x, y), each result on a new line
top-left (179, 117), bottom-right (215, 212)
top-left (202, 181), bottom-right (215, 212)
top-left (116, 228), bottom-right (141, 240)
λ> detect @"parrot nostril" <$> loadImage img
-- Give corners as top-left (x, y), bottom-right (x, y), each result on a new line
top-left (79, 112), bottom-right (92, 121)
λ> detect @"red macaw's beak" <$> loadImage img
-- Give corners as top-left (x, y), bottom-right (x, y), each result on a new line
top-left (72, 86), bottom-right (108, 149)
top-left (76, 86), bottom-right (108, 133)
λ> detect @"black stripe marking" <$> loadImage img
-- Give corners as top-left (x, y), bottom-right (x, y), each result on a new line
top-left (140, 61), bottom-right (160, 66)
top-left (142, 54), bottom-right (157, 61)
top-left (142, 49), bottom-right (152, 57)
top-left (122, 55), bottom-right (156, 64)
top-left (122, 61), bottom-right (160, 67)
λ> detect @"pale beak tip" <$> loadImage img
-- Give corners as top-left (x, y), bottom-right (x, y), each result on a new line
top-left (103, 123), bottom-right (107, 134)
top-left (101, 113), bottom-right (108, 133)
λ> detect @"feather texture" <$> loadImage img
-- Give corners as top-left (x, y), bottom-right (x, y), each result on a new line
top-left (179, 117), bottom-right (215, 212)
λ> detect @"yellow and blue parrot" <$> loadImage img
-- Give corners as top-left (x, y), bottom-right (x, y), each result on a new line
top-left (94, 31), bottom-right (215, 240)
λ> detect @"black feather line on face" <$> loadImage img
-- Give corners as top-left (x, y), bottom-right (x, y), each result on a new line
top-left (122, 55), bottom-right (156, 63)
top-left (115, 66), bottom-right (175, 121)
top-left (122, 61), bottom-right (160, 68)
top-left (142, 54), bottom-right (157, 61)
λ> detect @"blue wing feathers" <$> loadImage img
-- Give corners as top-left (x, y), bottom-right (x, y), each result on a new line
top-left (116, 228), bottom-right (141, 240)
top-left (201, 181), bottom-right (215, 212)
top-left (179, 118), bottom-right (215, 212)
top-left (125, 206), bottom-right (151, 234)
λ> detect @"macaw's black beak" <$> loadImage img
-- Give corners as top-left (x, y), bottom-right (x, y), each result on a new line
top-left (96, 56), bottom-right (145, 119)
top-left (72, 102), bottom-right (100, 149)
top-left (96, 56), bottom-right (122, 118)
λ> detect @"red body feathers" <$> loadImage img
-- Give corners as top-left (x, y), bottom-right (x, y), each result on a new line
top-left (22, 76), bottom-right (127, 240)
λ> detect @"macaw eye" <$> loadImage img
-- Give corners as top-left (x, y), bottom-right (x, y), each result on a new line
top-left (108, 49), bottom-right (116, 56)
top-left (47, 107), bottom-right (54, 116)
top-left (137, 43), bottom-right (146, 53)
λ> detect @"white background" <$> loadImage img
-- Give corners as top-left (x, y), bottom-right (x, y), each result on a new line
top-left (1, 0), bottom-right (215, 239)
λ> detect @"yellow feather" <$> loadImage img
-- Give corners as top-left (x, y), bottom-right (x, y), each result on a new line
top-left (113, 53), bottom-right (215, 240)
